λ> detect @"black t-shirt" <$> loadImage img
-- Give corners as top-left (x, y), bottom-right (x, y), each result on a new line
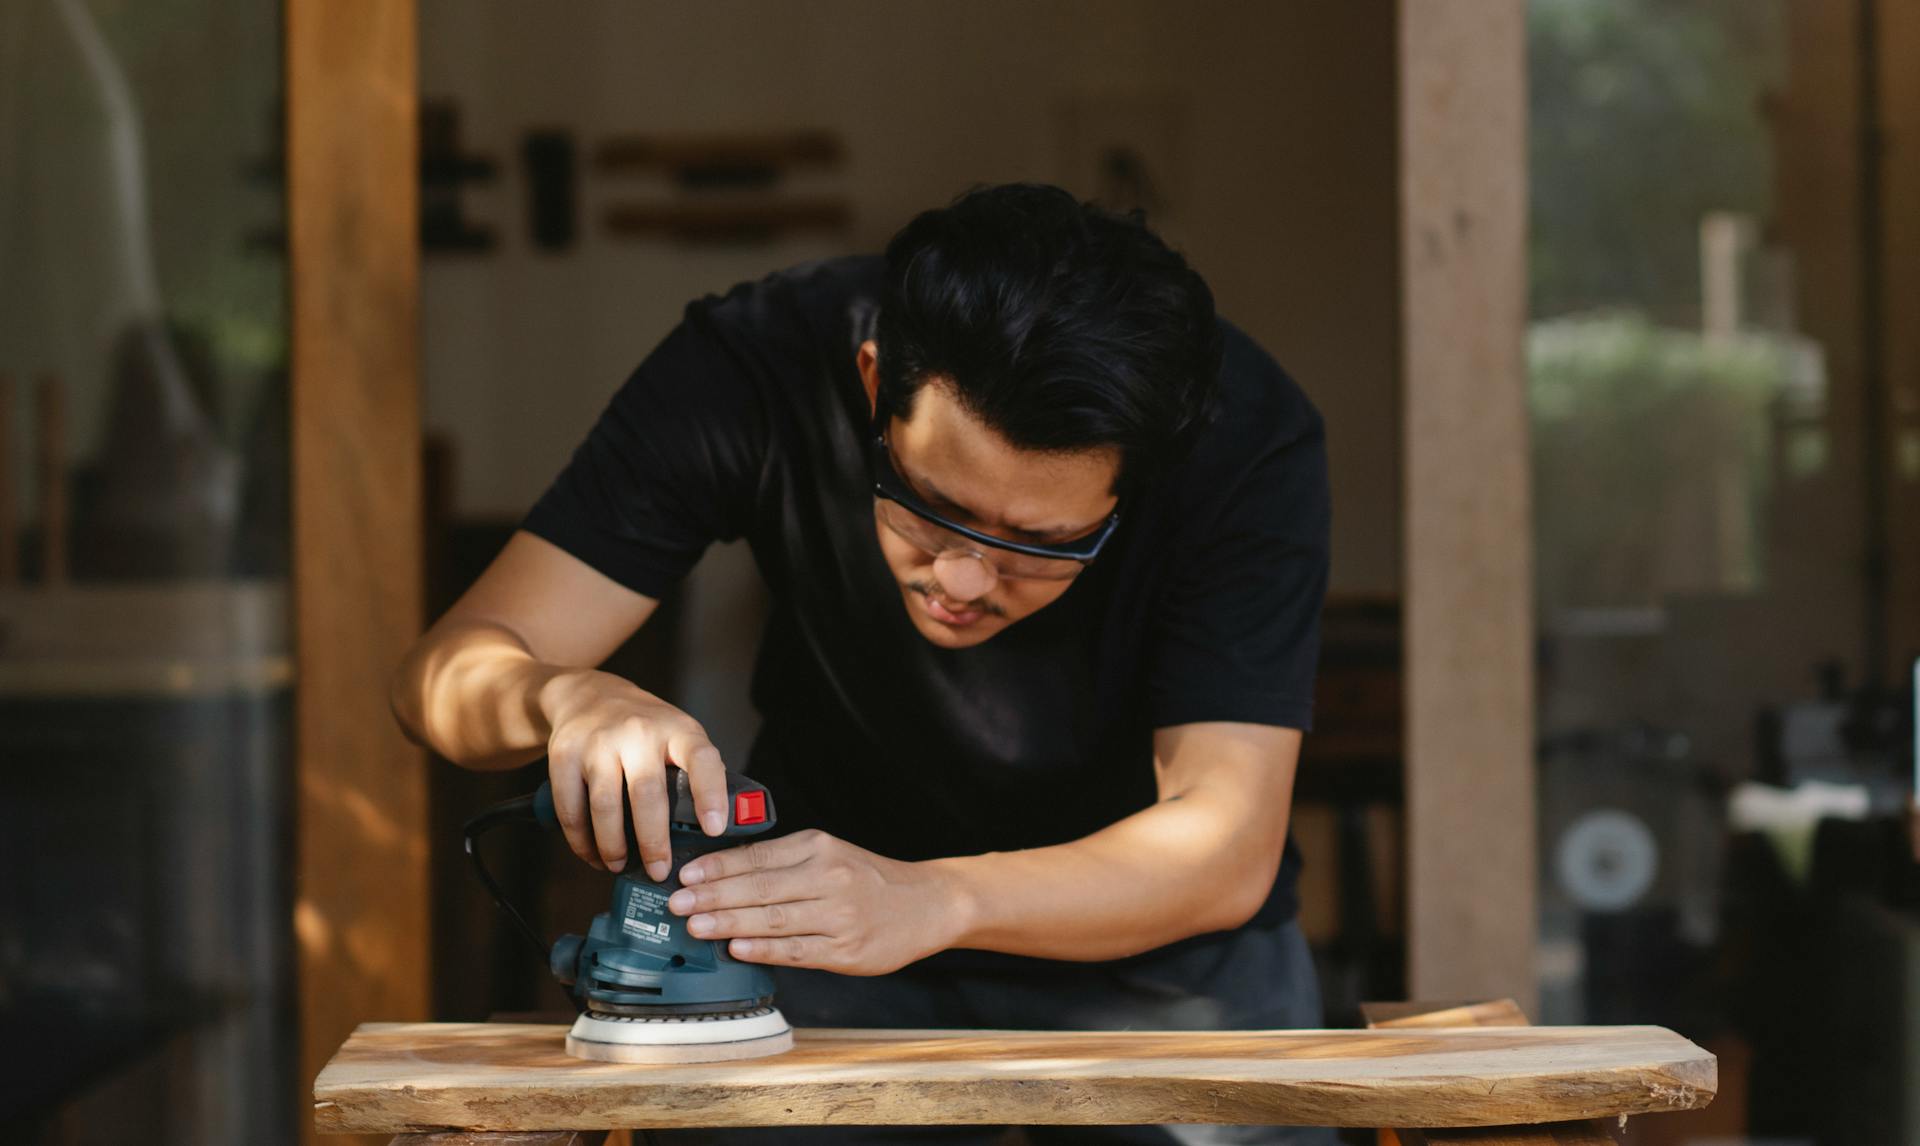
top-left (522, 254), bottom-right (1330, 970)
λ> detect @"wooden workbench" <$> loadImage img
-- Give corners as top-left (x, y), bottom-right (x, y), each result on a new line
top-left (314, 1017), bottom-right (1714, 1139)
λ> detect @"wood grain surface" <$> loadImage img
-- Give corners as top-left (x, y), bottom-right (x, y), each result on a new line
top-left (1366, 1001), bottom-right (1620, 1145)
top-left (390, 1134), bottom-right (611, 1145)
top-left (315, 1023), bottom-right (1714, 1134)
top-left (1360, 1000), bottom-right (1531, 1030)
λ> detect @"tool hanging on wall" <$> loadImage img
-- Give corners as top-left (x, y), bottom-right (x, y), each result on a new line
top-left (464, 765), bottom-right (793, 1064)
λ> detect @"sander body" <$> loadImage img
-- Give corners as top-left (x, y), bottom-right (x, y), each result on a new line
top-left (466, 766), bottom-right (794, 1063)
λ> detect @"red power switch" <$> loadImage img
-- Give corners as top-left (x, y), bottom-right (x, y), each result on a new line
top-left (734, 790), bottom-right (767, 826)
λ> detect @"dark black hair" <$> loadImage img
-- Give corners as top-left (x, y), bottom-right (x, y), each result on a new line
top-left (873, 183), bottom-right (1221, 493)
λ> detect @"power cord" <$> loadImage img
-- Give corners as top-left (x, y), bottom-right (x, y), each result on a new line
top-left (462, 794), bottom-right (553, 963)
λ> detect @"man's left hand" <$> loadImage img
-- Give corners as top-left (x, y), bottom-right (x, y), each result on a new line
top-left (666, 829), bottom-right (968, 975)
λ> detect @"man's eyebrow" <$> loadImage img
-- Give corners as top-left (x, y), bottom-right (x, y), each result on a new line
top-left (907, 466), bottom-right (1102, 542)
top-left (907, 471), bottom-right (993, 525)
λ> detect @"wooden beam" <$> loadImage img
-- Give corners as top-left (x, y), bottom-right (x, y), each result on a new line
top-left (314, 1022), bottom-right (1715, 1134)
top-left (1397, 0), bottom-right (1537, 1009)
top-left (288, 2), bottom-right (429, 1144)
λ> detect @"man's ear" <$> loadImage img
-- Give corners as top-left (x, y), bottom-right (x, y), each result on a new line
top-left (856, 339), bottom-right (880, 416)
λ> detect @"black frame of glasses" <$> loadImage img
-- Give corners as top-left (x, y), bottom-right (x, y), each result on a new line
top-left (867, 412), bottom-right (1122, 564)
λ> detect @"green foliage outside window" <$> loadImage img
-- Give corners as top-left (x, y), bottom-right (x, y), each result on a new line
top-left (1530, 314), bottom-right (1802, 610)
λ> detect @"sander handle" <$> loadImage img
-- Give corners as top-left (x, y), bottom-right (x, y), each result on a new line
top-left (463, 765), bottom-right (779, 967)
top-left (528, 766), bottom-right (777, 844)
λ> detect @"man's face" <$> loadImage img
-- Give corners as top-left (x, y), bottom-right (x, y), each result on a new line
top-left (857, 342), bottom-right (1120, 650)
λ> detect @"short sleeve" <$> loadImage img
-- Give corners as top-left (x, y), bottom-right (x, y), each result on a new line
top-left (1147, 413), bottom-right (1330, 731)
top-left (520, 303), bottom-right (768, 599)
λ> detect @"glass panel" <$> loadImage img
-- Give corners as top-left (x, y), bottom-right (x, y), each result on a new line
top-left (0, 1), bottom-right (292, 1142)
top-left (1531, 1), bottom-right (1914, 1140)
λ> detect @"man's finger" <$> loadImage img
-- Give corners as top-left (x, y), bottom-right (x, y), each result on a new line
top-left (549, 764), bottom-right (599, 870)
top-left (624, 739), bottom-right (672, 881)
top-left (680, 834), bottom-right (812, 885)
top-left (669, 864), bottom-right (812, 914)
top-left (729, 934), bottom-right (831, 968)
top-left (686, 900), bottom-right (821, 941)
top-left (671, 732), bottom-right (729, 837)
top-left (583, 743), bottom-right (629, 871)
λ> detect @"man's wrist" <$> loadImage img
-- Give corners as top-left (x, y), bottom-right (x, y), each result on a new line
top-left (532, 665), bottom-right (587, 727)
top-left (921, 855), bottom-right (986, 953)
top-left (533, 664), bottom-right (632, 727)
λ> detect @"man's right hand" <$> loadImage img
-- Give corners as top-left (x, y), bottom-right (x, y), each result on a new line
top-left (538, 669), bottom-right (732, 879)
top-left (391, 532), bottom-right (707, 876)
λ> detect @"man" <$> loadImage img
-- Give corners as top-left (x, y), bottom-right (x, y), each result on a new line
top-left (393, 183), bottom-right (1331, 1144)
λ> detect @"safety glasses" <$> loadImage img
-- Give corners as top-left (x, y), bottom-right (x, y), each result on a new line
top-left (867, 413), bottom-right (1120, 581)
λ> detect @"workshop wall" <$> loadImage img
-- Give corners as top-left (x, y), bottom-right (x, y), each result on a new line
top-left (416, 1), bottom-right (1403, 602)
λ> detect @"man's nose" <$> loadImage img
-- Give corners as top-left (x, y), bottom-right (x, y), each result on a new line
top-left (932, 550), bottom-right (998, 602)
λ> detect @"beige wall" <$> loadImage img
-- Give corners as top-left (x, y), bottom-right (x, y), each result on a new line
top-left (418, 0), bottom-right (1402, 596)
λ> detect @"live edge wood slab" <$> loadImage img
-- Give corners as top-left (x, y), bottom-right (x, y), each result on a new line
top-left (314, 1023), bottom-right (1715, 1135)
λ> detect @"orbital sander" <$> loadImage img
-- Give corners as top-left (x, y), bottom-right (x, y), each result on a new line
top-left (464, 765), bottom-right (794, 1063)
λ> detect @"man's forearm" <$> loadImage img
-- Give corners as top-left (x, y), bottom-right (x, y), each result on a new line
top-left (391, 619), bottom-right (570, 770)
top-left (924, 793), bottom-right (1287, 962)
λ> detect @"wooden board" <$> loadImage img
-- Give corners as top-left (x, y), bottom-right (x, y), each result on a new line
top-left (391, 1134), bottom-right (611, 1146)
top-left (1366, 1000), bottom-right (1618, 1145)
top-left (314, 1022), bottom-right (1715, 1134)
top-left (1361, 999), bottom-right (1530, 1030)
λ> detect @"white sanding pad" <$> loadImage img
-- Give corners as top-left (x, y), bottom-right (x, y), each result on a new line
top-left (565, 1006), bottom-right (794, 1064)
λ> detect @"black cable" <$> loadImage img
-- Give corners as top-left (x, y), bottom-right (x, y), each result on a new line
top-left (462, 795), bottom-right (552, 964)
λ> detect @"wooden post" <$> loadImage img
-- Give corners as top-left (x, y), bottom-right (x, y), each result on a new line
top-left (1397, 0), bottom-right (1537, 1009)
top-left (287, 2), bottom-right (428, 1144)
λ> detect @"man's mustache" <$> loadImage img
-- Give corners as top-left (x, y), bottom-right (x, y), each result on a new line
top-left (905, 579), bottom-right (1007, 618)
